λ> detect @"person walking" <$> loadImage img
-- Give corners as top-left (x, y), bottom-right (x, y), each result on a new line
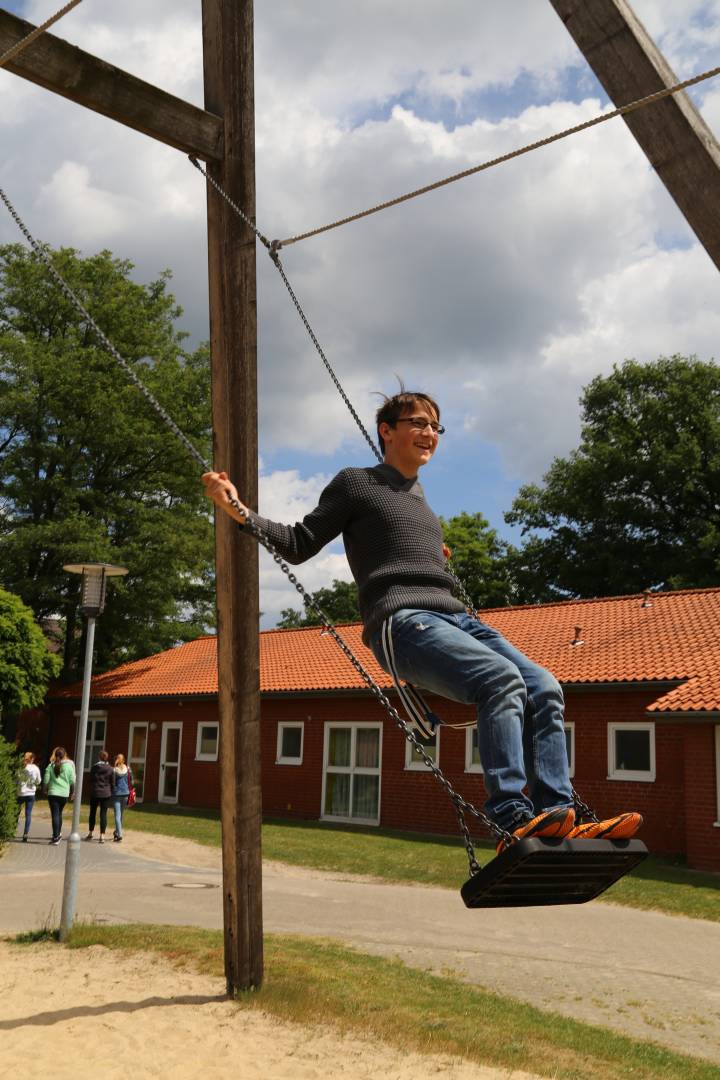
top-left (43, 747), bottom-right (75, 845)
top-left (16, 752), bottom-right (42, 842)
top-left (85, 750), bottom-right (114, 843)
top-left (111, 754), bottom-right (133, 842)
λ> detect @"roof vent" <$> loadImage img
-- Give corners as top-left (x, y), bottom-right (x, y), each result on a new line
top-left (570, 625), bottom-right (584, 646)
top-left (641, 590), bottom-right (653, 608)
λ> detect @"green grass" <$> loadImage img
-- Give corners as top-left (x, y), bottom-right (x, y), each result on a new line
top-left (10, 922), bottom-right (718, 1080)
top-left (127, 803), bottom-right (720, 921)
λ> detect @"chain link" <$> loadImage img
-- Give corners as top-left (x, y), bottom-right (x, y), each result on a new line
top-left (234, 502), bottom-right (511, 861)
top-left (0, 187), bottom-right (211, 474)
top-left (1, 182), bottom-right (507, 870)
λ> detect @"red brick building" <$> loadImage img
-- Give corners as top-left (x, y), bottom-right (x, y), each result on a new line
top-left (41, 587), bottom-right (720, 872)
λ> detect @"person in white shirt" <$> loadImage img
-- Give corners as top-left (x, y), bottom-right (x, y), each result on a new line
top-left (16, 752), bottom-right (42, 842)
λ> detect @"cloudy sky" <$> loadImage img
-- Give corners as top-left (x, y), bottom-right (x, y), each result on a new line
top-left (2, 0), bottom-right (719, 626)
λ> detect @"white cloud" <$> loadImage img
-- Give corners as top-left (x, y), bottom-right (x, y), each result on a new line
top-left (257, 466), bottom-right (352, 626)
top-left (3, 0), bottom-right (720, 618)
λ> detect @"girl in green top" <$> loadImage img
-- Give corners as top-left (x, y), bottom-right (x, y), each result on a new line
top-left (43, 747), bottom-right (75, 845)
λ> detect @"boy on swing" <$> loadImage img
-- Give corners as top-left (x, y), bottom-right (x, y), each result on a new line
top-left (203, 390), bottom-right (641, 848)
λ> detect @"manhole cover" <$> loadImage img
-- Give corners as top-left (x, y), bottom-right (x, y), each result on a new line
top-left (164, 882), bottom-right (218, 890)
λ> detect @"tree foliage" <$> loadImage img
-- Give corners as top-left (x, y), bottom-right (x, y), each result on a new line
top-left (0, 587), bottom-right (60, 719)
top-left (505, 356), bottom-right (720, 599)
top-left (439, 512), bottom-right (514, 608)
top-left (0, 732), bottom-right (20, 841)
top-left (278, 579), bottom-right (361, 628)
top-left (0, 244), bottom-right (215, 678)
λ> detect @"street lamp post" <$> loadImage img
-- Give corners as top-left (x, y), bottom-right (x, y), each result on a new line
top-left (59, 562), bottom-right (128, 942)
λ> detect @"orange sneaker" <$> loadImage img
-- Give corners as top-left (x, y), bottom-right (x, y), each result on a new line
top-left (568, 812), bottom-right (643, 840)
top-left (496, 806), bottom-right (575, 854)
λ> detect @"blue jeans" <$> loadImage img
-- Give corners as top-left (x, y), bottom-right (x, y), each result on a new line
top-left (370, 609), bottom-right (573, 831)
top-left (113, 796), bottom-right (128, 837)
top-left (17, 795), bottom-right (35, 836)
top-left (48, 796), bottom-right (67, 840)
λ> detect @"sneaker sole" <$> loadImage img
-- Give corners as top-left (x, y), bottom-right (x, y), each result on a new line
top-left (569, 812), bottom-right (643, 840)
top-left (496, 806), bottom-right (575, 854)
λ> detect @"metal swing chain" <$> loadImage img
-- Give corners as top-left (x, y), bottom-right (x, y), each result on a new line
top-left (190, 157), bottom-right (484, 611)
top-left (189, 156), bottom-right (382, 465)
top-left (0, 187), bottom-right (210, 476)
top-left (238, 509), bottom-right (506, 869)
top-left (189, 157), bottom-right (596, 844)
top-left (1, 183), bottom-right (505, 871)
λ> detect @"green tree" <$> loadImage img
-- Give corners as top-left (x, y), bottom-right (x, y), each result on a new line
top-left (278, 579), bottom-right (360, 627)
top-left (440, 512), bottom-right (514, 608)
top-left (0, 733), bottom-right (21, 841)
top-left (0, 244), bottom-right (214, 678)
top-left (505, 355), bottom-right (720, 599)
top-left (0, 587), bottom-right (60, 721)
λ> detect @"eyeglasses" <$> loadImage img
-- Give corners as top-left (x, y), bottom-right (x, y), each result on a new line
top-left (394, 416), bottom-right (445, 435)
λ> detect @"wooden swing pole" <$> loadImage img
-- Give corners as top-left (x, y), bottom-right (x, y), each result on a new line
top-left (201, 0), bottom-right (263, 994)
top-left (0, 1), bottom-right (263, 993)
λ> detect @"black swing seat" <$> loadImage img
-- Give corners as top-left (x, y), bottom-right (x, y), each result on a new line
top-left (461, 836), bottom-right (648, 909)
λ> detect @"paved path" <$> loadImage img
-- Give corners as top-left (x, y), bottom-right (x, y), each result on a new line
top-left (2, 814), bottom-right (720, 1064)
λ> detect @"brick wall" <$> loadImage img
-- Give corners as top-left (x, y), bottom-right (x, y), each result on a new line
top-left (45, 688), bottom-right (720, 872)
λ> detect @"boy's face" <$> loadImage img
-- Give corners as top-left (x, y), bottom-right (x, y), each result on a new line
top-left (379, 402), bottom-right (441, 474)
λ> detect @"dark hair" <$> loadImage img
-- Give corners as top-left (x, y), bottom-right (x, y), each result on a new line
top-left (375, 388), bottom-right (440, 454)
top-left (53, 747), bottom-right (66, 777)
top-left (99, 750), bottom-right (109, 762)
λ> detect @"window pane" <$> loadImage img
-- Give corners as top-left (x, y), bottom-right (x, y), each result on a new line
top-left (165, 729), bottom-right (180, 763)
top-left (95, 719), bottom-right (106, 740)
top-left (83, 744), bottom-right (92, 771)
top-left (281, 727), bottom-right (302, 759)
top-left (615, 730), bottom-right (650, 771)
top-left (324, 773), bottom-right (350, 816)
top-left (131, 727), bottom-right (147, 759)
top-left (328, 728), bottom-right (351, 767)
top-left (352, 774), bottom-right (379, 819)
top-left (564, 727), bottom-right (573, 766)
top-left (355, 728), bottom-right (379, 768)
top-left (132, 763), bottom-right (145, 801)
top-left (199, 725), bottom-right (218, 756)
top-left (471, 728), bottom-right (481, 766)
top-left (410, 731), bottom-right (436, 766)
top-left (163, 765), bottom-right (178, 799)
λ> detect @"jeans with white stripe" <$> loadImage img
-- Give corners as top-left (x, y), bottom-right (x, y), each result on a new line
top-left (370, 609), bottom-right (573, 832)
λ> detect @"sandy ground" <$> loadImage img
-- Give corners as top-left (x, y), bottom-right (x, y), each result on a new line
top-left (0, 940), bottom-right (544, 1080)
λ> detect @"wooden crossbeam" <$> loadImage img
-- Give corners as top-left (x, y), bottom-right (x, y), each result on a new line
top-left (549, 0), bottom-right (720, 271)
top-left (0, 9), bottom-right (223, 161)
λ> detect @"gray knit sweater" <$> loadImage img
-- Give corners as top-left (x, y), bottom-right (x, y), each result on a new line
top-left (245, 464), bottom-right (465, 644)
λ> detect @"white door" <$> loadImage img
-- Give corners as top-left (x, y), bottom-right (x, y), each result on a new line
top-left (159, 722), bottom-right (182, 803)
top-left (128, 722), bottom-right (148, 803)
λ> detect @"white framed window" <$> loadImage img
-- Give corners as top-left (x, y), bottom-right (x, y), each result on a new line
top-left (565, 722), bottom-right (575, 778)
top-left (75, 710), bottom-right (107, 772)
top-left (128, 722), bottom-right (148, 803)
top-left (195, 721), bottom-right (219, 762)
top-left (405, 722), bottom-right (439, 771)
top-left (608, 722), bottom-right (656, 782)
top-left (322, 722), bottom-right (382, 825)
top-left (276, 722), bottom-right (304, 765)
top-left (715, 725), bottom-right (720, 827)
top-left (464, 727), bottom-right (483, 774)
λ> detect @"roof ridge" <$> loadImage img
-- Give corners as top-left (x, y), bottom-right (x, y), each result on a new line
top-left (479, 585), bottom-right (720, 615)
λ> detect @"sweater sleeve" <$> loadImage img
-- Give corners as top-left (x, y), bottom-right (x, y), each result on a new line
top-left (242, 470), bottom-right (351, 565)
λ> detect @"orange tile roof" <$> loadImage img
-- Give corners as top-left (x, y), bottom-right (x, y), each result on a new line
top-left (53, 587), bottom-right (720, 714)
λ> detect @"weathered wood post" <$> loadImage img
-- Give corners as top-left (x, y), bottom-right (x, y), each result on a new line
top-left (202, 0), bottom-right (263, 992)
top-left (549, 0), bottom-right (720, 270)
